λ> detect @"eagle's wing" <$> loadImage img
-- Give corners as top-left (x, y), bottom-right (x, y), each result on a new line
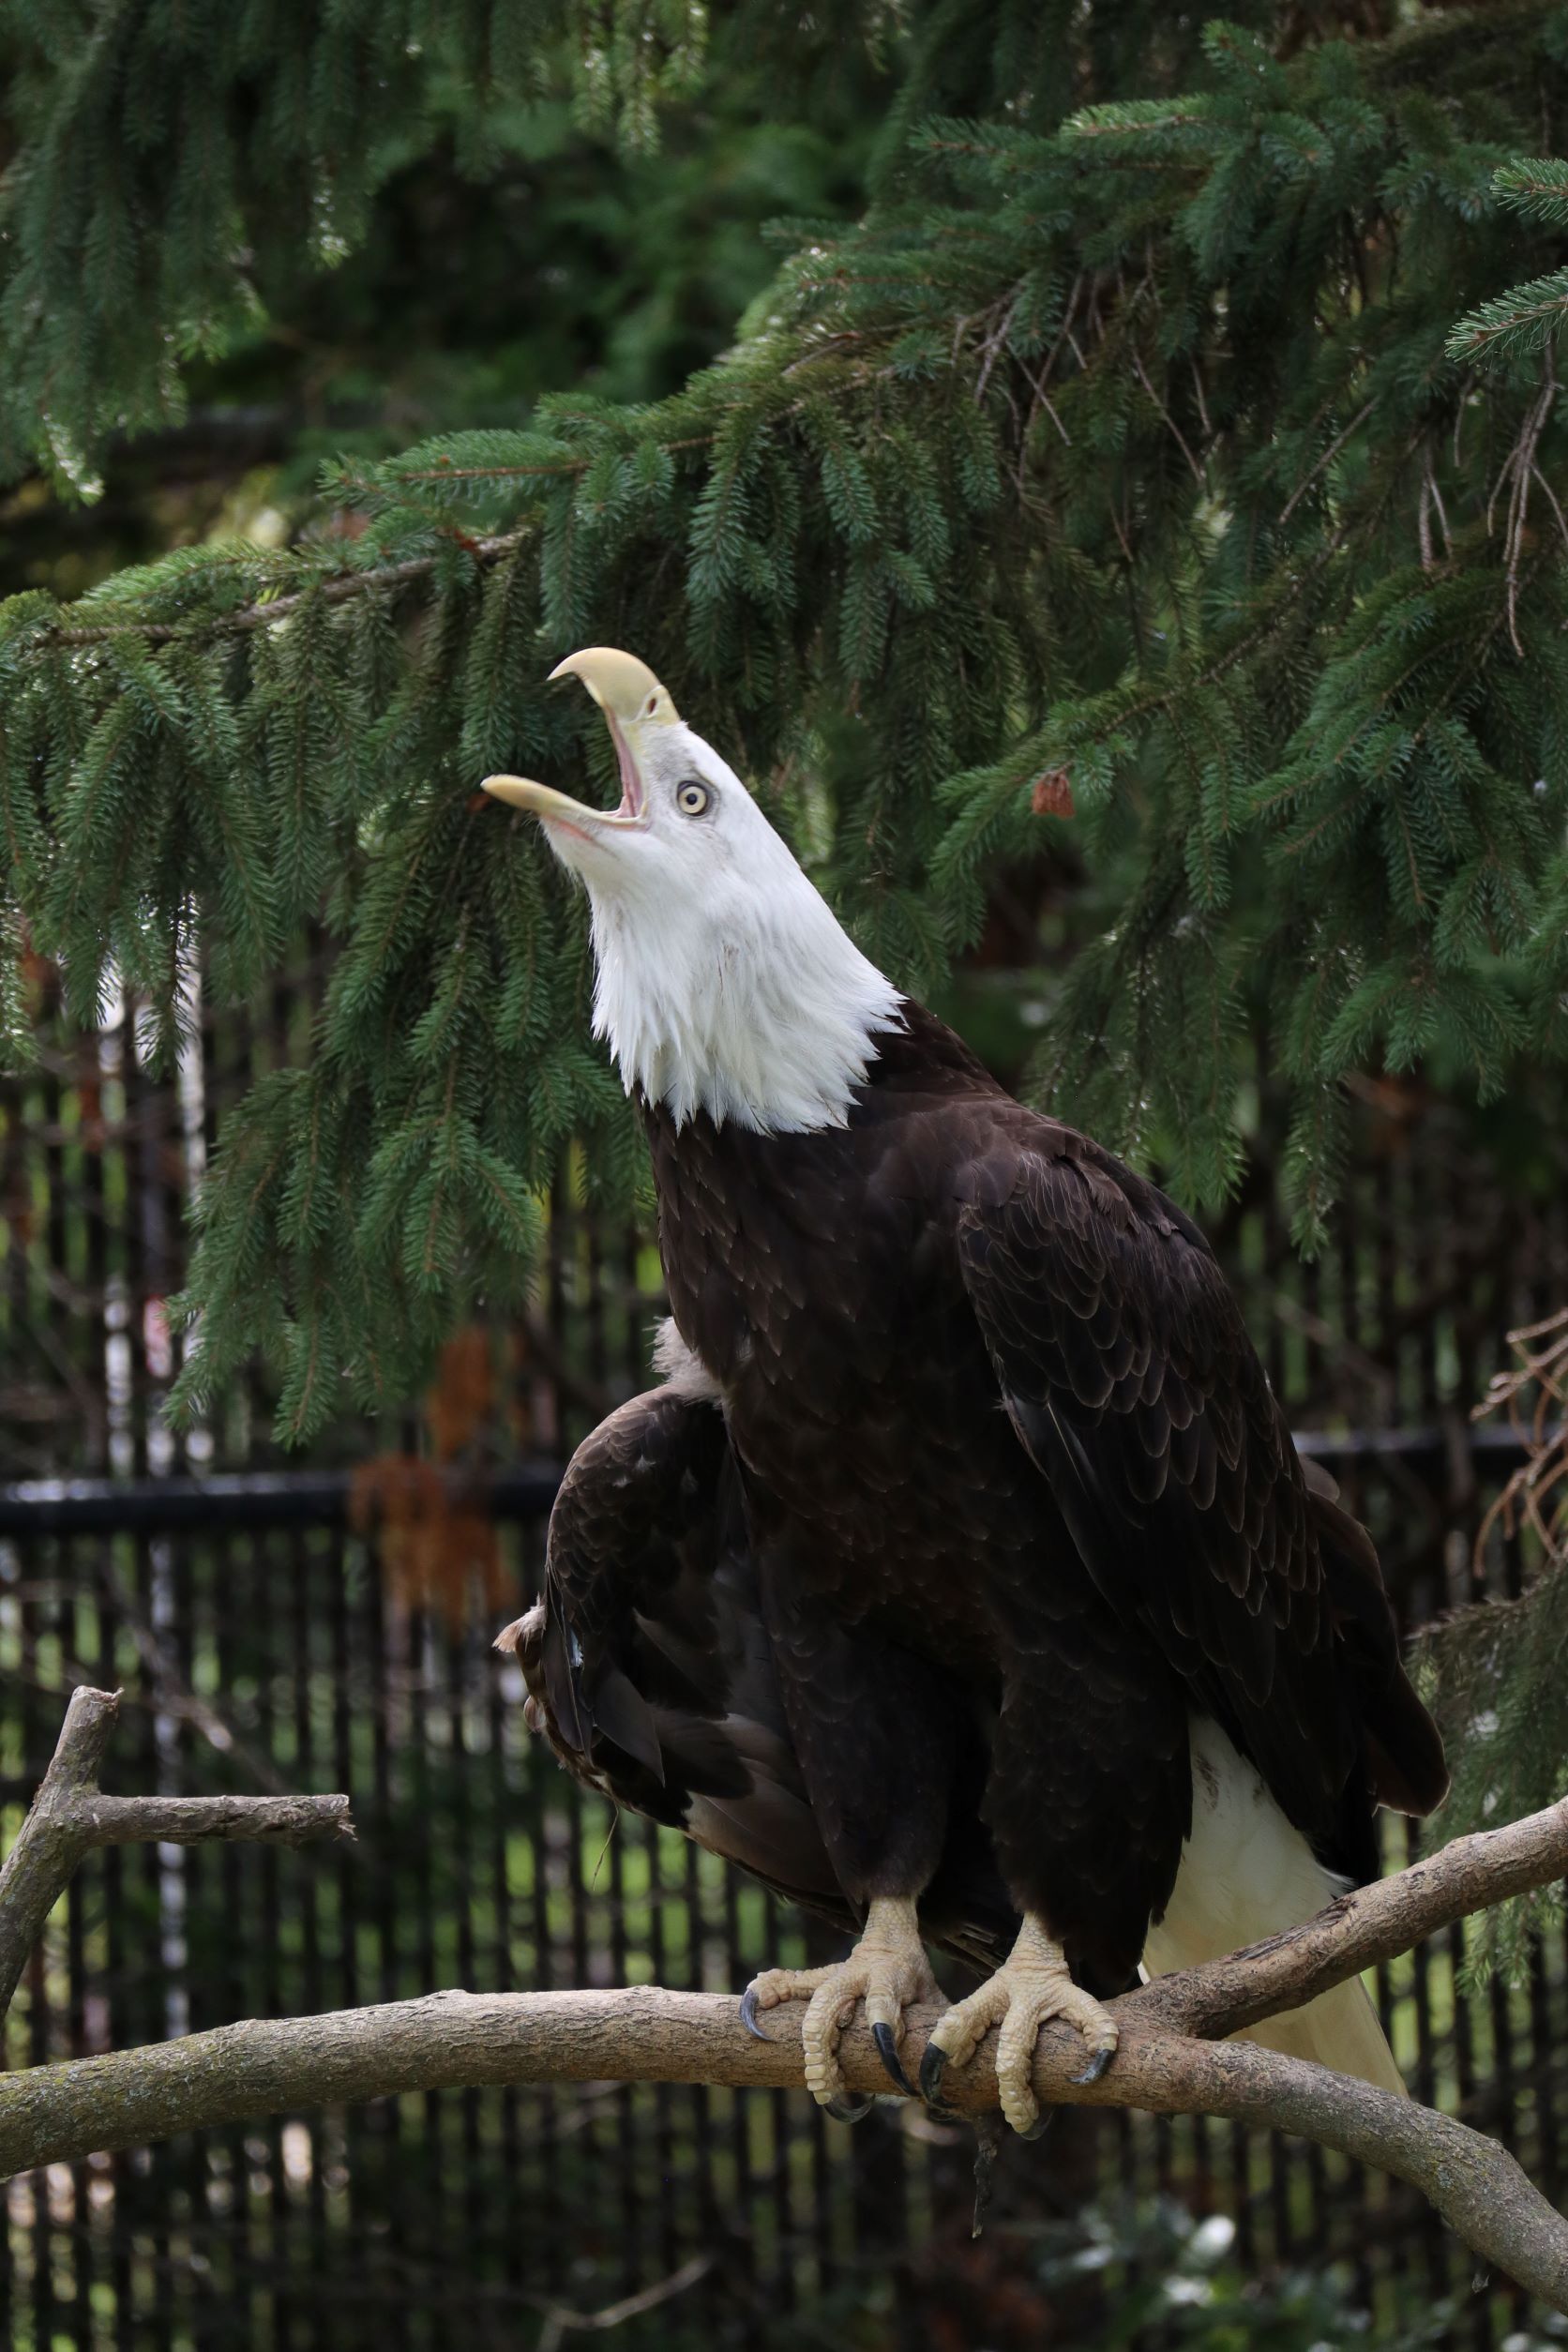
top-left (501, 1378), bottom-right (850, 1922)
top-left (955, 1125), bottom-right (1446, 1870)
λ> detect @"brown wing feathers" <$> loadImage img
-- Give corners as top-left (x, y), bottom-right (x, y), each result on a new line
top-left (505, 1381), bottom-right (850, 1918)
top-left (507, 1375), bottom-right (1019, 1968)
top-left (957, 1123), bottom-right (1445, 1879)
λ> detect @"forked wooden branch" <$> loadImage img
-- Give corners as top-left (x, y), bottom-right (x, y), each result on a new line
top-left (0, 1689), bottom-right (1564, 2309)
top-left (0, 1687), bottom-right (353, 2015)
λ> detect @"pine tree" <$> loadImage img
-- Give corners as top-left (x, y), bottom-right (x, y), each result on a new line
top-left (5, 0), bottom-right (1568, 1711)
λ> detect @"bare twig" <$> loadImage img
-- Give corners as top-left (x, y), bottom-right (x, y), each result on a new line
top-left (1267, 1289), bottom-right (1396, 1411)
top-left (1279, 401), bottom-right (1375, 526)
top-left (1130, 346), bottom-right (1205, 485)
top-left (1426, 455), bottom-right (1452, 560)
top-left (1190, 354), bottom-right (1213, 444)
top-left (1471, 1305), bottom-right (1568, 1563)
top-left (1532, 460), bottom-right (1568, 561)
top-left (1418, 469), bottom-right (1435, 572)
top-left (69, 1793), bottom-right (354, 1848)
top-left (1486, 352), bottom-right (1558, 655)
top-left (0, 1687), bottom-right (351, 2016)
top-left (534, 2254), bottom-right (714, 2352)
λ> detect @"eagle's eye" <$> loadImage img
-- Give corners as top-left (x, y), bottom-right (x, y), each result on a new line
top-left (675, 780), bottom-right (711, 817)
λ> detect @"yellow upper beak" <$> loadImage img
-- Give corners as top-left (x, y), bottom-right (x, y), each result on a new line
top-left (481, 647), bottom-right (679, 827)
top-left (548, 647), bottom-right (679, 725)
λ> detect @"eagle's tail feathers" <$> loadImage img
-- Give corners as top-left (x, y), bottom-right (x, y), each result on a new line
top-left (1142, 1714), bottom-right (1406, 2098)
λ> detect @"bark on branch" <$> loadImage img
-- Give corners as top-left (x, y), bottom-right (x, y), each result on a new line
top-left (1, 1690), bottom-right (1565, 2310)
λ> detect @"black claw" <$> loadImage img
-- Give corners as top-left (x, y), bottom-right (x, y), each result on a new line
top-left (1071, 2043), bottom-right (1115, 2087)
top-left (822, 2091), bottom-right (875, 2124)
top-left (1018, 2104), bottom-right (1057, 2142)
top-left (739, 1986), bottom-right (771, 2043)
top-left (918, 2042), bottom-right (960, 2120)
top-left (872, 2021), bottom-right (915, 2097)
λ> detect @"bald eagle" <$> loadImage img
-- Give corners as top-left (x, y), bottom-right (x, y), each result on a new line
top-left (487, 650), bottom-right (1447, 2134)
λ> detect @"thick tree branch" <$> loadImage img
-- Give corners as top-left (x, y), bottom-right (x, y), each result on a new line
top-left (0, 1986), bottom-right (1561, 2305)
top-left (1, 1693), bottom-right (1565, 2307)
top-left (0, 1687), bottom-right (351, 2016)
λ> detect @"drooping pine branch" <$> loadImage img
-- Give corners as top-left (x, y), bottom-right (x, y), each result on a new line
top-left (0, 0), bottom-right (729, 488)
top-left (6, 7), bottom-right (1568, 1426)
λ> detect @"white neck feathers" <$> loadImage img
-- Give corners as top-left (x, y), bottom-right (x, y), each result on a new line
top-left (591, 882), bottom-right (903, 1133)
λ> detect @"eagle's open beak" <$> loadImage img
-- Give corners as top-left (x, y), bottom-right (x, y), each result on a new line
top-left (479, 773), bottom-right (641, 831)
top-left (482, 647), bottom-right (679, 832)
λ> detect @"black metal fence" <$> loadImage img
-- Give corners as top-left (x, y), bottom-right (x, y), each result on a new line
top-left (4, 973), bottom-right (1568, 2349)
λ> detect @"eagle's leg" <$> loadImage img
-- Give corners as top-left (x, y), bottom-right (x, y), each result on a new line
top-left (741, 1895), bottom-right (941, 2115)
top-left (918, 1912), bottom-right (1118, 2137)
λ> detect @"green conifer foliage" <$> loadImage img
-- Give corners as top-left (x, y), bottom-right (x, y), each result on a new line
top-left (1417, 1564), bottom-right (1568, 1984)
top-left (0, 0), bottom-right (717, 488)
top-left (5, 3), bottom-right (1568, 1442)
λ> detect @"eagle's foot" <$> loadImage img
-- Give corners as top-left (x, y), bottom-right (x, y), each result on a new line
top-left (740, 1896), bottom-right (938, 2114)
top-left (918, 1913), bottom-right (1117, 2137)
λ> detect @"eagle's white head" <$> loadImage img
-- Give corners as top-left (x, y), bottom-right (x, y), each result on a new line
top-left (483, 648), bottom-right (903, 1133)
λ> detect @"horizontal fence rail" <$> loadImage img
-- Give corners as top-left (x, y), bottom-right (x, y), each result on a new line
top-left (1, 1422), bottom-right (1560, 1534)
top-left (0, 1466), bottom-right (566, 1537)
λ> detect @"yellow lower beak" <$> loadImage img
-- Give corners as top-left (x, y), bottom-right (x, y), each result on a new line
top-left (481, 775), bottom-right (641, 829)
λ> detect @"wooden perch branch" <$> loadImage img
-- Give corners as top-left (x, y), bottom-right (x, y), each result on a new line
top-left (0, 1689), bottom-right (1565, 2309)
top-left (0, 1687), bottom-right (352, 2015)
top-left (0, 1983), bottom-right (1562, 2304)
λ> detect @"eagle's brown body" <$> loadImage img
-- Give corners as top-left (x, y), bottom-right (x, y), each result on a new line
top-left (515, 999), bottom-right (1446, 2001)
